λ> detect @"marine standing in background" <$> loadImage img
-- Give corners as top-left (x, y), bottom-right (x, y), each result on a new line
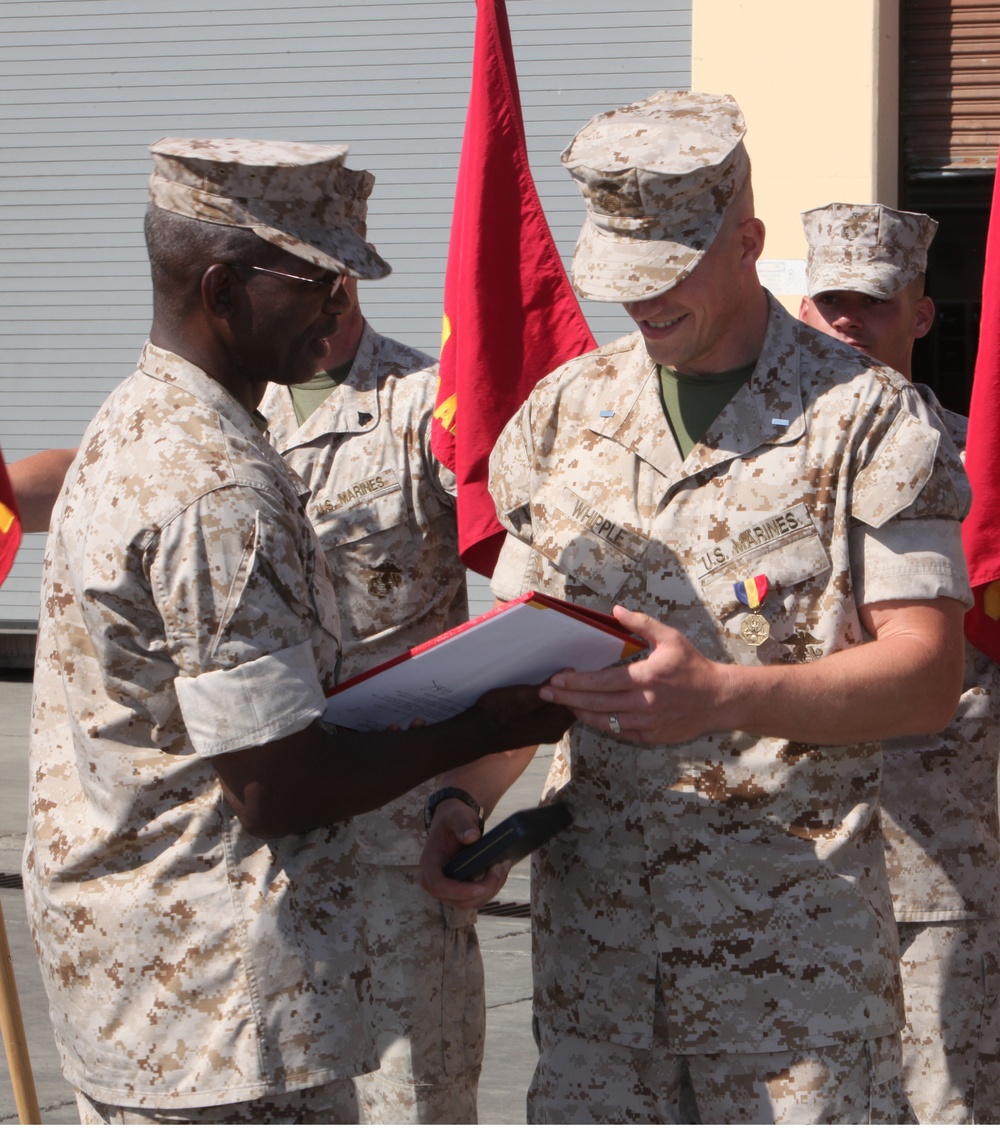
top-left (800, 201), bottom-right (1000, 1124)
top-left (260, 177), bottom-right (486, 1124)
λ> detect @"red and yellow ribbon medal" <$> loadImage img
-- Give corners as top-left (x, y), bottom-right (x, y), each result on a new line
top-left (734, 574), bottom-right (770, 646)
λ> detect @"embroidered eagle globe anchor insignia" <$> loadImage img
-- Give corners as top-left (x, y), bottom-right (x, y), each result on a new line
top-left (368, 562), bottom-right (404, 599)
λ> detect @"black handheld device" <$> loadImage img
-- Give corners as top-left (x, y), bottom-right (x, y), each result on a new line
top-left (442, 802), bottom-right (573, 882)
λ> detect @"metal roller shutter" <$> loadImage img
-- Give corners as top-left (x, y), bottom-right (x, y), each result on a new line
top-left (0, 0), bottom-right (691, 626)
top-left (902, 0), bottom-right (1000, 172)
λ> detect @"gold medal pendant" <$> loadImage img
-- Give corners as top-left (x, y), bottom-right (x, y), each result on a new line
top-left (739, 611), bottom-right (770, 646)
top-left (734, 574), bottom-right (771, 646)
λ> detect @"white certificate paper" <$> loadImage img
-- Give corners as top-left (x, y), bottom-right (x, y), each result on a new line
top-left (323, 591), bottom-right (645, 731)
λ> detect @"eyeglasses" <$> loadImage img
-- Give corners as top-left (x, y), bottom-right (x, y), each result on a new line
top-left (228, 264), bottom-right (344, 298)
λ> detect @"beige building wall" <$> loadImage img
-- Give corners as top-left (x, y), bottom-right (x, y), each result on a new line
top-left (691, 0), bottom-right (899, 309)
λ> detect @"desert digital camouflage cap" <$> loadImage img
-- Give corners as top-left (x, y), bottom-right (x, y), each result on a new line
top-left (802, 202), bottom-right (937, 299)
top-left (561, 89), bottom-right (749, 303)
top-left (148, 137), bottom-right (390, 280)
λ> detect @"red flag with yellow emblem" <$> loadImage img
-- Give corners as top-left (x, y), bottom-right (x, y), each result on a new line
top-left (963, 150), bottom-right (1000, 662)
top-left (432, 0), bottom-right (595, 578)
top-left (0, 446), bottom-right (22, 586)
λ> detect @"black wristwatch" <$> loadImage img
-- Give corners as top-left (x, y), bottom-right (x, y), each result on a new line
top-left (424, 787), bottom-right (485, 834)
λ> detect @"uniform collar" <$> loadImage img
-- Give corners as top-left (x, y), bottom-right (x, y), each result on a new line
top-left (587, 293), bottom-right (806, 481)
top-left (138, 341), bottom-right (313, 507)
top-left (139, 341), bottom-right (266, 439)
top-left (261, 321), bottom-right (382, 448)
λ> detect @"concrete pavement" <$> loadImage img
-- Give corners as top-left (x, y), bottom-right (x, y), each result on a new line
top-left (0, 667), bottom-right (549, 1125)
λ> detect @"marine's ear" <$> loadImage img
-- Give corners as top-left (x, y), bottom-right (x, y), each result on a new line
top-left (913, 294), bottom-right (936, 341)
top-left (201, 263), bottom-right (238, 319)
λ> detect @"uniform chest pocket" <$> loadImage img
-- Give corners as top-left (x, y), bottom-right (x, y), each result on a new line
top-left (310, 469), bottom-right (408, 550)
top-left (533, 492), bottom-right (649, 602)
top-left (698, 515), bottom-right (832, 661)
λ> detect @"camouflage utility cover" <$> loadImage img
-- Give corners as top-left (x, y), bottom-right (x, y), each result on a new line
top-left (261, 323), bottom-right (468, 864)
top-left (488, 297), bottom-right (970, 1053)
top-left (149, 137), bottom-right (390, 280)
top-left (24, 343), bottom-right (376, 1107)
top-left (562, 89), bottom-right (748, 303)
top-left (802, 202), bottom-right (937, 300)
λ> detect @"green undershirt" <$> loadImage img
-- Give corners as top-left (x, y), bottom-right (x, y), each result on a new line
top-left (289, 359), bottom-right (355, 426)
top-left (659, 360), bottom-right (756, 459)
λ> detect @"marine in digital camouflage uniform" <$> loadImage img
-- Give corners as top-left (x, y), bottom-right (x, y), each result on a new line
top-left (23, 137), bottom-right (571, 1125)
top-left (799, 202), bottom-right (1000, 1124)
top-left (422, 90), bottom-right (972, 1124)
top-left (260, 186), bottom-right (484, 1122)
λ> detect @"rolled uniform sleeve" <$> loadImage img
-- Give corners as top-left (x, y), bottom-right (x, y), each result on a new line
top-left (175, 641), bottom-right (326, 757)
top-left (849, 400), bottom-right (972, 609)
top-left (155, 485), bottom-right (339, 757)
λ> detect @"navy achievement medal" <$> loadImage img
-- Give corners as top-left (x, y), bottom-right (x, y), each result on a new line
top-left (734, 574), bottom-right (770, 646)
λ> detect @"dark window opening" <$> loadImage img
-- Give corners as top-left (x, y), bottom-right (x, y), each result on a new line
top-left (903, 172), bottom-right (993, 416)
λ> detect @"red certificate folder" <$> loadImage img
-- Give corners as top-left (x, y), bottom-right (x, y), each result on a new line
top-left (323, 591), bottom-right (646, 731)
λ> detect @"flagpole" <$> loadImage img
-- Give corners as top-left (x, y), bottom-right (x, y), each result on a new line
top-left (0, 896), bottom-right (41, 1123)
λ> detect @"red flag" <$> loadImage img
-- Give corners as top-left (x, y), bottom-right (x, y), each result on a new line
top-left (963, 152), bottom-right (1000, 662)
top-left (0, 446), bottom-right (22, 586)
top-left (432, 0), bottom-right (596, 577)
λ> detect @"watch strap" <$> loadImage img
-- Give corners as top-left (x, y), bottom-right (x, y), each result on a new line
top-left (424, 786), bottom-right (485, 833)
